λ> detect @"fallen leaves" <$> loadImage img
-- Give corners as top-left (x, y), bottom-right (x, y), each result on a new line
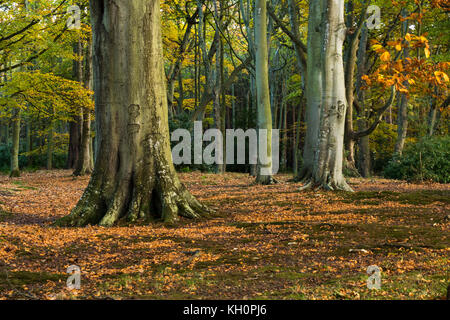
top-left (0, 171), bottom-right (448, 300)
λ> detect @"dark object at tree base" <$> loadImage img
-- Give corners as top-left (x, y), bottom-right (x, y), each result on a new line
top-left (254, 175), bottom-right (278, 185)
top-left (9, 170), bottom-right (20, 178)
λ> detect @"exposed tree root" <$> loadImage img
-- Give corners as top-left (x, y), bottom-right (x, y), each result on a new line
top-left (298, 175), bottom-right (353, 192)
top-left (343, 160), bottom-right (361, 178)
top-left (292, 167), bottom-right (312, 183)
top-left (73, 167), bottom-right (93, 177)
top-left (254, 175), bottom-right (278, 185)
top-left (55, 172), bottom-right (213, 227)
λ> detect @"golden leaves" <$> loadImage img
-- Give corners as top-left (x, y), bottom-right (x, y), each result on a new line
top-left (1, 171), bottom-right (449, 300)
top-left (380, 51), bottom-right (391, 62)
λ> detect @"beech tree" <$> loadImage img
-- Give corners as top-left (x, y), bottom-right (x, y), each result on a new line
top-left (57, 0), bottom-right (212, 227)
top-left (298, 0), bottom-right (352, 191)
top-left (254, 0), bottom-right (275, 184)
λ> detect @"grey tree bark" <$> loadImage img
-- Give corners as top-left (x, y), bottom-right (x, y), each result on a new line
top-left (343, 1), bottom-right (367, 176)
top-left (57, 0), bottom-right (212, 227)
top-left (255, 0), bottom-right (275, 184)
top-left (74, 41), bottom-right (94, 176)
top-left (299, 0), bottom-right (352, 191)
top-left (295, 0), bottom-right (322, 182)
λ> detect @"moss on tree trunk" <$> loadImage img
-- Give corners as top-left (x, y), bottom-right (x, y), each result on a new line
top-left (56, 0), bottom-right (212, 227)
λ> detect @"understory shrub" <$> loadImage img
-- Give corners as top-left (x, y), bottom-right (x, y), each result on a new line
top-left (384, 135), bottom-right (450, 183)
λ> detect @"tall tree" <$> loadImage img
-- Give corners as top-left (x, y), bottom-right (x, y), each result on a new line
top-left (254, 0), bottom-right (275, 184)
top-left (74, 41), bottom-right (94, 176)
top-left (10, 108), bottom-right (20, 177)
top-left (394, 8), bottom-right (410, 156)
top-left (299, 0), bottom-right (352, 191)
top-left (57, 0), bottom-right (212, 227)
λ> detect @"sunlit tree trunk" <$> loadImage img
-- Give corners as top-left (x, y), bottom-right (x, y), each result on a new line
top-left (254, 0), bottom-right (275, 184)
top-left (57, 0), bottom-right (211, 227)
top-left (74, 42), bottom-right (94, 176)
top-left (300, 0), bottom-right (352, 191)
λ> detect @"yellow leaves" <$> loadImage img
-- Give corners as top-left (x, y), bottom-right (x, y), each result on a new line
top-left (405, 33), bottom-right (412, 42)
top-left (380, 51), bottom-right (391, 62)
top-left (361, 75), bottom-right (371, 85)
top-left (434, 71), bottom-right (449, 84)
top-left (387, 40), bottom-right (402, 51)
top-left (371, 41), bottom-right (391, 62)
top-left (424, 47), bottom-right (430, 58)
top-left (372, 44), bottom-right (384, 53)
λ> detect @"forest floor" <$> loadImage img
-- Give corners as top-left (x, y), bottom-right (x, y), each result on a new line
top-left (0, 170), bottom-right (448, 300)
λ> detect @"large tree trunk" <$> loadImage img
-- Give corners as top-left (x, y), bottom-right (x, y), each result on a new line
top-left (57, 0), bottom-right (211, 227)
top-left (10, 111), bottom-right (20, 177)
top-left (254, 0), bottom-right (275, 184)
top-left (300, 0), bottom-right (352, 191)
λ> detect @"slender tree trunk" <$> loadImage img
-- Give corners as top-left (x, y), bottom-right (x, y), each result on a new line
top-left (214, 0), bottom-right (225, 174)
top-left (166, 9), bottom-right (198, 114)
top-left (67, 117), bottom-right (82, 168)
top-left (343, 1), bottom-right (368, 176)
top-left (356, 24), bottom-right (371, 177)
top-left (394, 9), bottom-right (410, 156)
top-left (10, 111), bottom-right (20, 177)
top-left (358, 130), bottom-right (371, 177)
top-left (25, 116), bottom-right (32, 166)
top-left (67, 41), bottom-right (84, 169)
top-left (57, 0), bottom-right (211, 227)
top-left (46, 120), bottom-right (54, 170)
top-left (74, 108), bottom-right (92, 175)
top-left (74, 41), bottom-right (94, 176)
top-left (296, 0), bottom-right (322, 182)
top-left (293, 94), bottom-right (304, 176)
top-left (249, 78), bottom-right (258, 177)
top-left (254, 0), bottom-right (275, 184)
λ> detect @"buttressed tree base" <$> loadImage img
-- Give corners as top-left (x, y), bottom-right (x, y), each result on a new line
top-left (56, 0), bottom-right (212, 227)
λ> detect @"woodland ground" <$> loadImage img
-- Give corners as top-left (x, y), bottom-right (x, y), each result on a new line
top-left (0, 170), bottom-right (448, 300)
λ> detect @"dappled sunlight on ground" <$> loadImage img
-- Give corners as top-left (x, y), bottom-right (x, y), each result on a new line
top-left (0, 170), bottom-right (448, 300)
